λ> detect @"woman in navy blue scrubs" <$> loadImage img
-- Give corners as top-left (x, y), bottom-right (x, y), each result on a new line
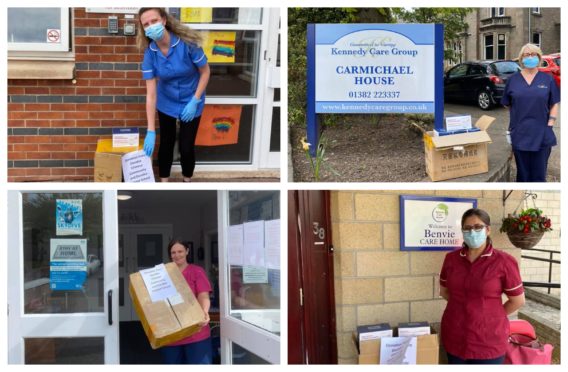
top-left (137, 8), bottom-right (210, 182)
top-left (501, 43), bottom-right (560, 182)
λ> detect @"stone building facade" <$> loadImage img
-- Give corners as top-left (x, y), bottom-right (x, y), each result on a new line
top-left (330, 189), bottom-right (559, 364)
top-left (454, 7), bottom-right (560, 64)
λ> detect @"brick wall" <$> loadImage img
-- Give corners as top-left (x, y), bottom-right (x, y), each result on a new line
top-left (518, 191), bottom-right (561, 297)
top-left (8, 8), bottom-right (147, 181)
top-left (330, 190), bottom-right (526, 364)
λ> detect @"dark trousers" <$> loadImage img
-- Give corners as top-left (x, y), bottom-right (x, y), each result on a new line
top-left (161, 338), bottom-right (212, 364)
top-left (513, 147), bottom-right (551, 182)
top-left (157, 110), bottom-right (200, 178)
top-left (447, 353), bottom-right (505, 365)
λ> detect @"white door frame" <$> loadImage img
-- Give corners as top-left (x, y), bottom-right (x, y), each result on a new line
top-left (217, 191), bottom-right (280, 364)
top-left (259, 7), bottom-right (281, 169)
top-left (7, 190), bottom-right (119, 364)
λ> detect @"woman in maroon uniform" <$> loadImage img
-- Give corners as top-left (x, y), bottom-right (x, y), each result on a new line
top-left (439, 208), bottom-right (525, 364)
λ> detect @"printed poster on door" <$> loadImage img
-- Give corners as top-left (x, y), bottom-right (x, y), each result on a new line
top-left (50, 239), bottom-right (88, 291)
top-left (56, 199), bottom-right (83, 236)
top-left (180, 8), bottom-right (212, 23)
top-left (202, 31), bottom-right (236, 63)
top-left (196, 105), bottom-right (242, 146)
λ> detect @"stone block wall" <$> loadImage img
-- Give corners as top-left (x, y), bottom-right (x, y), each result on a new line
top-left (331, 190), bottom-right (527, 364)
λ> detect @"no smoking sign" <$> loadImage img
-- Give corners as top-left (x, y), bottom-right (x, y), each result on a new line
top-left (46, 29), bottom-right (61, 43)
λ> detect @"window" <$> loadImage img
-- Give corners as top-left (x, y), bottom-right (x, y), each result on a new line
top-left (485, 34), bottom-right (494, 60)
top-left (448, 64), bottom-right (468, 78)
top-left (490, 8), bottom-right (505, 17)
top-left (497, 34), bottom-right (506, 60)
top-left (532, 32), bottom-right (542, 48)
top-left (468, 64), bottom-right (486, 76)
top-left (8, 8), bottom-right (70, 52)
top-left (531, 8), bottom-right (541, 15)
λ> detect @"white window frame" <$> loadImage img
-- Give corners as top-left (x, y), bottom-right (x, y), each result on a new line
top-left (484, 33), bottom-right (494, 60)
top-left (8, 8), bottom-right (71, 52)
top-left (531, 8), bottom-right (541, 15)
top-left (532, 32), bottom-right (542, 48)
top-left (217, 191), bottom-right (281, 364)
top-left (489, 8), bottom-right (505, 17)
top-left (7, 190), bottom-right (120, 364)
top-left (171, 8), bottom-right (275, 171)
top-left (497, 33), bottom-right (506, 60)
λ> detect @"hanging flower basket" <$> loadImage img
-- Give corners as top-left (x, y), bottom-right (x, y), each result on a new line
top-left (506, 229), bottom-right (545, 249)
top-left (500, 208), bottom-right (552, 249)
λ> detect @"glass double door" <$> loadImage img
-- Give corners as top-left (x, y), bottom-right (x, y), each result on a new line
top-left (8, 190), bottom-right (281, 364)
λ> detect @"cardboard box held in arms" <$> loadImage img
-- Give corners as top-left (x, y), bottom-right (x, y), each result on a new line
top-left (353, 326), bottom-right (439, 364)
top-left (129, 262), bottom-right (205, 349)
top-left (94, 139), bottom-right (142, 182)
top-left (424, 115), bottom-right (496, 181)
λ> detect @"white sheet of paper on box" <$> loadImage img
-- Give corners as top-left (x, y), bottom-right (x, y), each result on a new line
top-left (445, 115), bottom-right (472, 131)
top-left (139, 264), bottom-right (178, 302)
top-left (122, 150), bottom-right (155, 183)
top-left (113, 128), bottom-right (139, 148)
top-left (380, 337), bottom-right (417, 364)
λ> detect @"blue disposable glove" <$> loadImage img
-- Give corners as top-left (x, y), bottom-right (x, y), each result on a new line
top-left (144, 130), bottom-right (156, 157)
top-left (180, 96), bottom-right (202, 122)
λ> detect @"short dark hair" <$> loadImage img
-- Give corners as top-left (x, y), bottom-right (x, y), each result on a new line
top-left (167, 238), bottom-right (191, 262)
top-left (461, 208), bottom-right (491, 227)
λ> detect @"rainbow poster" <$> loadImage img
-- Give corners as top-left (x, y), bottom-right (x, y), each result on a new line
top-left (196, 105), bottom-right (242, 146)
top-left (202, 31), bottom-right (236, 63)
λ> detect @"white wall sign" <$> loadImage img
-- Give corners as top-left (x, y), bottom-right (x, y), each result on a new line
top-left (400, 195), bottom-right (477, 251)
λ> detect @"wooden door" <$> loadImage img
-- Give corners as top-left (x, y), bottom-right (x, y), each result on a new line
top-left (288, 190), bottom-right (337, 364)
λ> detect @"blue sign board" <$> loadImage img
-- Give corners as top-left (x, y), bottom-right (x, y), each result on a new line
top-left (50, 239), bottom-right (88, 290)
top-left (306, 23), bottom-right (444, 156)
top-left (400, 195), bottom-right (477, 251)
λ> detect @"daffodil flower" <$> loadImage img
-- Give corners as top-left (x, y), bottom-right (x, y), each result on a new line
top-left (300, 137), bottom-right (311, 151)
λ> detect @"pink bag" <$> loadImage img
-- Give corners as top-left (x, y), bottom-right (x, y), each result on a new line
top-left (504, 333), bottom-right (554, 364)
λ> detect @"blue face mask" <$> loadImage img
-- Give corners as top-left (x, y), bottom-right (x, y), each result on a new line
top-left (463, 229), bottom-right (487, 249)
top-left (522, 56), bottom-right (539, 69)
top-left (144, 23), bottom-right (165, 41)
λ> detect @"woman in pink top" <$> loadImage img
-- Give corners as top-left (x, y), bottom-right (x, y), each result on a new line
top-left (162, 239), bottom-right (212, 364)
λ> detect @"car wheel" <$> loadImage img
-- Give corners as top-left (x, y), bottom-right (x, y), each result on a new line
top-left (477, 90), bottom-right (493, 110)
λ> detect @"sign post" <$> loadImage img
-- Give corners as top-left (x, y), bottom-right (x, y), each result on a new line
top-left (306, 23), bottom-right (444, 157)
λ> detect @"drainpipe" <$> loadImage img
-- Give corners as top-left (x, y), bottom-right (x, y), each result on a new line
top-left (528, 8), bottom-right (531, 43)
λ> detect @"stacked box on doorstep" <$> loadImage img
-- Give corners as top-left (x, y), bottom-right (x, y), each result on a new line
top-left (129, 262), bottom-right (205, 349)
top-left (424, 115), bottom-right (496, 181)
top-left (94, 139), bottom-right (143, 182)
top-left (353, 322), bottom-right (439, 364)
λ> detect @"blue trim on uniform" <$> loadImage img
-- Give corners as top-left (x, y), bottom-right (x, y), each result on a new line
top-left (141, 33), bottom-right (208, 119)
top-left (306, 24), bottom-right (318, 158)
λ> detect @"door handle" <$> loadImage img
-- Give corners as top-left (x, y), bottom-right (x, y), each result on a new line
top-left (108, 290), bottom-right (113, 325)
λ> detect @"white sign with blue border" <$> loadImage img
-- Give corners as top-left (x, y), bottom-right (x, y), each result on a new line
top-left (306, 23), bottom-right (444, 156)
top-left (315, 24), bottom-right (435, 113)
top-left (400, 195), bottom-right (477, 251)
top-left (50, 238), bottom-right (88, 291)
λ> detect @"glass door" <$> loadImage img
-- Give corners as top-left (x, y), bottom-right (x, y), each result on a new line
top-left (8, 190), bottom-right (119, 364)
top-left (217, 190), bottom-right (281, 364)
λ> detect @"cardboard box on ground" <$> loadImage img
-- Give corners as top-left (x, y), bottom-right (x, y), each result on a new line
top-left (129, 262), bottom-right (206, 349)
top-left (353, 322), bottom-right (439, 364)
top-left (94, 139), bottom-right (143, 182)
top-left (424, 115), bottom-right (496, 181)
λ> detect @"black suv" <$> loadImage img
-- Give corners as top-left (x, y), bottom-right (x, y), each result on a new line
top-left (444, 60), bottom-right (521, 110)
